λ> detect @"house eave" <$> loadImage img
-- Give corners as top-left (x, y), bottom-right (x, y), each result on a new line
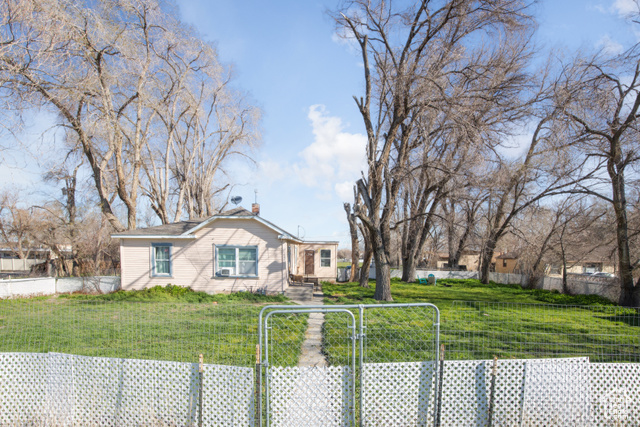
top-left (111, 235), bottom-right (197, 240)
top-left (278, 234), bottom-right (303, 243)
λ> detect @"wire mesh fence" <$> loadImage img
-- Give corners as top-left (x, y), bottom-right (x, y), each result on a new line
top-left (0, 298), bottom-right (282, 367)
top-left (2, 297), bottom-right (638, 366)
top-left (442, 301), bottom-right (640, 362)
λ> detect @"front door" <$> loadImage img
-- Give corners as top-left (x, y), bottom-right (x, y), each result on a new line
top-left (305, 250), bottom-right (315, 275)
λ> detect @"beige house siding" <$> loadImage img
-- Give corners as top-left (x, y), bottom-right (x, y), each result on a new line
top-left (294, 242), bottom-right (338, 282)
top-left (495, 258), bottom-right (518, 274)
top-left (119, 218), bottom-right (287, 294)
top-left (436, 253), bottom-right (481, 270)
top-left (563, 262), bottom-right (616, 275)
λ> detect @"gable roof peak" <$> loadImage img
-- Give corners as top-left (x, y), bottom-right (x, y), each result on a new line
top-left (216, 207), bottom-right (256, 217)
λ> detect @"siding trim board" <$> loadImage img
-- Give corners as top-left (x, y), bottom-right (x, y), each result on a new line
top-left (114, 235), bottom-right (196, 240)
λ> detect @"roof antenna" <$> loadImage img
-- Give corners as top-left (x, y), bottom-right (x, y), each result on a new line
top-left (254, 189), bottom-right (258, 204)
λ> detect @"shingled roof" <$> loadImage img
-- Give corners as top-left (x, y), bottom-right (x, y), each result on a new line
top-left (111, 207), bottom-right (257, 237)
top-left (111, 207), bottom-right (311, 243)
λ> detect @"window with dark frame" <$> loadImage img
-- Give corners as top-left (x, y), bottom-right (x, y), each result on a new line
top-left (320, 249), bottom-right (331, 267)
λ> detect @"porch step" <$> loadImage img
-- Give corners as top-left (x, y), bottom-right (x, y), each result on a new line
top-left (284, 285), bottom-right (314, 302)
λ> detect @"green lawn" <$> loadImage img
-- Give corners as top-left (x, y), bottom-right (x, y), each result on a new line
top-left (2, 281), bottom-right (638, 367)
top-left (337, 261), bottom-right (363, 268)
top-left (0, 286), bottom-right (308, 366)
top-left (322, 278), bottom-right (640, 363)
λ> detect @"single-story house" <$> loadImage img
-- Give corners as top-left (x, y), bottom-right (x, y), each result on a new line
top-left (436, 250), bottom-right (482, 271)
top-left (546, 260), bottom-right (616, 277)
top-left (111, 205), bottom-right (338, 294)
top-left (495, 252), bottom-right (519, 274)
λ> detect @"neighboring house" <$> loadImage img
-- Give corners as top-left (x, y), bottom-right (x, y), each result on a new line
top-left (111, 205), bottom-right (338, 294)
top-left (436, 251), bottom-right (481, 271)
top-left (495, 252), bottom-right (519, 274)
top-left (0, 246), bottom-right (72, 272)
top-left (547, 259), bottom-right (616, 277)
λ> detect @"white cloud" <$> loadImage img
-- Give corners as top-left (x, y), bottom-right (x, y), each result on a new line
top-left (596, 34), bottom-right (624, 55)
top-left (293, 105), bottom-right (367, 200)
top-left (257, 159), bottom-right (287, 185)
top-left (499, 132), bottom-right (533, 160)
top-left (244, 105), bottom-right (366, 203)
top-left (331, 25), bottom-right (361, 54)
top-left (612, 0), bottom-right (639, 15)
top-left (335, 181), bottom-right (355, 201)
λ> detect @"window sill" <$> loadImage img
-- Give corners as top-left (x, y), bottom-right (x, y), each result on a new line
top-left (213, 275), bottom-right (259, 280)
top-left (152, 274), bottom-right (173, 278)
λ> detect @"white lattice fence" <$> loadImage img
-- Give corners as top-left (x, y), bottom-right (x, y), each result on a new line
top-left (438, 358), bottom-right (593, 426)
top-left (369, 358), bottom-right (637, 426)
top-left (0, 352), bottom-right (49, 425)
top-left (0, 352), bottom-right (254, 426)
top-left (362, 361), bottom-right (436, 426)
top-left (520, 358), bottom-right (591, 426)
top-left (438, 359), bottom-right (493, 426)
top-left (268, 366), bottom-right (353, 426)
top-left (3, 352), bottom-right (640, 426)
top-left (590, 363), bottom-right (640, 426)
top-left (202, 364), bottom-right (255, 425)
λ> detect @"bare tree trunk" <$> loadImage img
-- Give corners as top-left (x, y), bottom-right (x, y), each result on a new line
top-left (359, 245), bottom-right (372, 288)
top-left (480, 235), bottom-right (498, 284)
top-left (610, 165), bottom-right (636, 306)
top-left (402, 255), bottom-right (418, 283)
top-left (358, 222), bottom-right (372, 288)
top-left (373, 248), bottom-right (392, 301)
top-left (561, 239), bottom-right (569, 295)
top-left (344, 202), bottom-right (360, 282)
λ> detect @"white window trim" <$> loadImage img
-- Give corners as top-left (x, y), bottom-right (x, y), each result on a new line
top-left (320, 249), bottom-right (331, 267)
top-left (151, 243), bottom-right (173, 277)
top-left (214, 245), bottom-right (259, 278)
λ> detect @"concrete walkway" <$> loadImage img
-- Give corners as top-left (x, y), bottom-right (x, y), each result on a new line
top-left (284, 285), bottom-right (327, 367)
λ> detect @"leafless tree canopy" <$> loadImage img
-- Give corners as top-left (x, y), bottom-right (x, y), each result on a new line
top-left (333, 0), bottom-right (537, 300)
top-left (335, 1), bottom-right (640, 305)
top-left (0, 0), bottom-right (260, 231)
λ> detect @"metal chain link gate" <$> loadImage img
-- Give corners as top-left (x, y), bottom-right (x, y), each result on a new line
top-left (258, 303), bottom-right (440, 427)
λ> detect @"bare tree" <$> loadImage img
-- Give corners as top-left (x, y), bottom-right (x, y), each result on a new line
top-left (558, 48), bottom-right (640, 306)
top-left (0, 190), bottom-right (35, 260)
top-left (0, 0), bottom-right (259, 230)
top-left (441, 187), bottom-right (485, 269)
top-left (334, 0), bottom-right (535, 300)
top-left (357, 220), bottom-right (372, 288)
top-left (476, 66), bottom-right (597, 284)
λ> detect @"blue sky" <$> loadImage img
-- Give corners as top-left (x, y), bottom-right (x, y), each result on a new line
top-left (176, 0), bottom-right (639, 245)
top-left (1, 0), bottom-right (638, 246)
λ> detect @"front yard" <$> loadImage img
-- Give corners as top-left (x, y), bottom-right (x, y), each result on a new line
top-left (0, 286), bottom-right (302, 366)
top-left (1, 280), bottom-right (638, 366)
top-left (322, 279), bottom-right (640, 363)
